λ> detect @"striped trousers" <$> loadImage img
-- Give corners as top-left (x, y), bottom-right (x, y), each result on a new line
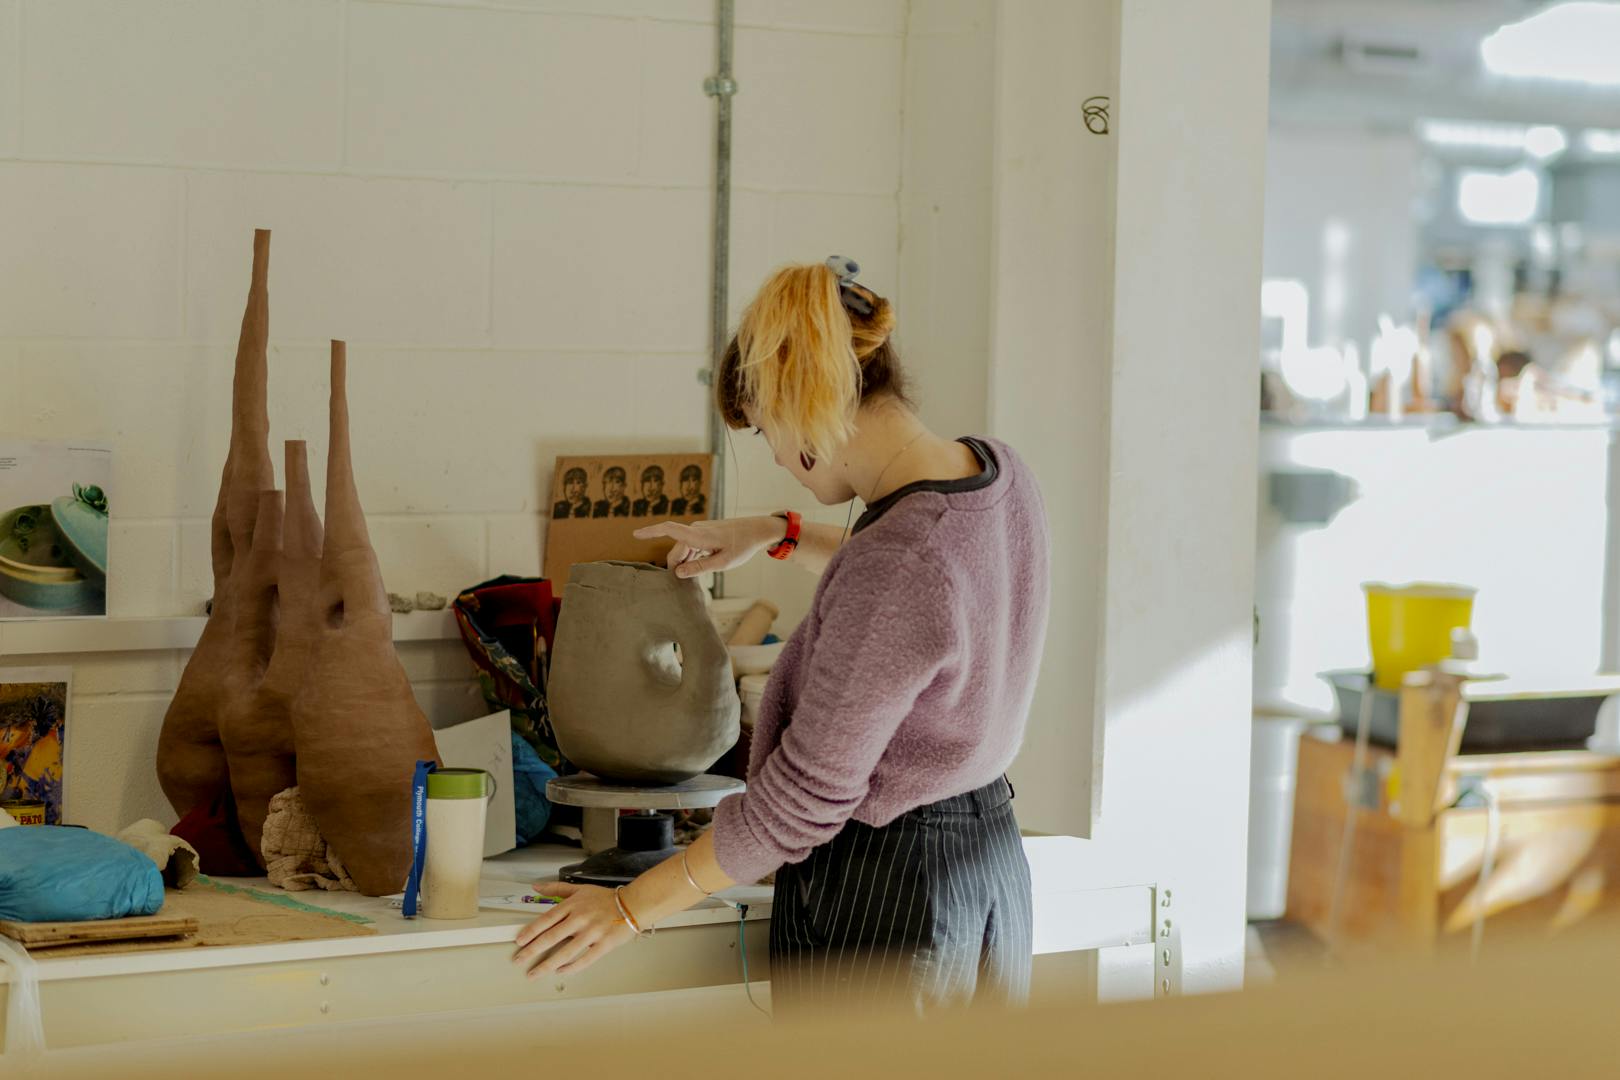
top-left (768, 777), bottom-right (1033, 1015)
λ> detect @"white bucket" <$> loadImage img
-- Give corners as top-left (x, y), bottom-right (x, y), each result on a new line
top-left (1246, 713), bottom-right (1308, 920)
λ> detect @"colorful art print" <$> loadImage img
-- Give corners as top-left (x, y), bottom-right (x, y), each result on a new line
top-left (0, 440), bottom-right (113, 620)
top-left (543, 454), bottom-right (714, 584)
top-left (0, 670), bottom-right (70, 825)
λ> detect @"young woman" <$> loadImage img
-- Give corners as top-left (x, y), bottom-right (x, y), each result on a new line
top-left (513, 258), bottom-right (1051, 1013)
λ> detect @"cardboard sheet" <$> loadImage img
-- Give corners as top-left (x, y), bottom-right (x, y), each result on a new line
top-left (543, 453), bottom-right (715, 582)
top-left (431, 710), bottom-right (516, 859)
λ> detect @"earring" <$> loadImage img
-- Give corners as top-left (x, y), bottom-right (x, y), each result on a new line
top-left (799, 452), bottom-right (816, 472)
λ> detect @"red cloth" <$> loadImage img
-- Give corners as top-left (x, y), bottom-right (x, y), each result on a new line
top-left (451, 576), bottom-right (557, 712)
top-left (171, 785), bottom-right (262, 877)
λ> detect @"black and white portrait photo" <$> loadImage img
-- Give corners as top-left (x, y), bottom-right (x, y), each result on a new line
top-left (670, 463), bottom-right (706, 516)
top-left (632, 465), bottom-right (669, 517)
top-left (552, 466), bottom-right (591, 519)
top-left (593, 465), bottom-right (631, 518)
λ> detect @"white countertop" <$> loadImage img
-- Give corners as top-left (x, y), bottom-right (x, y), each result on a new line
top-left (4, 836), bottom-right (1142, 986)
top-left (3, 844), bottom-right (772, 985)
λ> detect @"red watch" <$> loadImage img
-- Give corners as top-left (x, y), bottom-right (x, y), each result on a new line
top-left (767, 511), bottom-right (802, 560)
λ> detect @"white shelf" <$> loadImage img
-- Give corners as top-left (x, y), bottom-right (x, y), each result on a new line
top-left (0, 609), bottom-right (460, 658)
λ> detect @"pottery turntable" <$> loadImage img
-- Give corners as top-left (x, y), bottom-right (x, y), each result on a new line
top-left (547, 773), bottom-right (744, 886)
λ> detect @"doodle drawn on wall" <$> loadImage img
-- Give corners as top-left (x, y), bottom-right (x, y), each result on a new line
top-left (1083, 95), bottom-right (1111, 135)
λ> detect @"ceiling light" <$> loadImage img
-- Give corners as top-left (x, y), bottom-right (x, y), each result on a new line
top-left (1582, 129), bottom-right (1620, 154)
top-left (1523, 125), bottom-right (1567, 159)
top-left (1457, 168), bottom-right (1541, 226)
top-left (1482, 2), bottom-right (1620, 86)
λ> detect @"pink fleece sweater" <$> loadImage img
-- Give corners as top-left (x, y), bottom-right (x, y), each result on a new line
top-left (711, 438), bottom-right (1051, 885)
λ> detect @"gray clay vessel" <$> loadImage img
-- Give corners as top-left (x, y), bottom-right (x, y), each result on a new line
top-left (548, 561), bottom-right (741, 785)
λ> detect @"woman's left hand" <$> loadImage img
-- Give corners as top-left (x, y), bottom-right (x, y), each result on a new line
top-left (511, 880), bottom-right (635, 979)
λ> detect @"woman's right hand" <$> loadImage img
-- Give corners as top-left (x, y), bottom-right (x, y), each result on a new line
top-left (633, 516), bottom-right (787, 579)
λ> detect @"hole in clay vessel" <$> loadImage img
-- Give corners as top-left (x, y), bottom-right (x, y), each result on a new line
top-left (326, 597), bottom-right (345, 630)
top-left (643, 640), bottom-right (685, 688)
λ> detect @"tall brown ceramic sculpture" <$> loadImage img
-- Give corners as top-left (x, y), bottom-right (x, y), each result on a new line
top-left (158, 229), bottom-right (276, 823)
top-left (292, 342), bottom-right (439, 896)
top-left (547, 561), bottom-right (740, 785)
top-left (217, 487), bottom-right (295, 864)
top-left (255, 440), bottom-right (323, 767)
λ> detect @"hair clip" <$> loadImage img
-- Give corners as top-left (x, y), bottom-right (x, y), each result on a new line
top-left (826, 254), bottom-right (874, 317)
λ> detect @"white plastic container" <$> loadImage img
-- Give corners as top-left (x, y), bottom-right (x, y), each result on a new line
top-left (422, 768), bottom-right (493, 920)
top-left (1246, 713), bottom-right (1308, 921)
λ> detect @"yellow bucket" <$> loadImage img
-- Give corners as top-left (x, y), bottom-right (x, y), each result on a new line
top-left (1363, 582), bottom-right (1476, 691)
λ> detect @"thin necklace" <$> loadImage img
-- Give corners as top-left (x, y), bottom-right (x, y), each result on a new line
top-left (866, 429), bottom-right (929, 505)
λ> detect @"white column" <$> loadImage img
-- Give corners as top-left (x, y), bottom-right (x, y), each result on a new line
top-left (988, 0), bottom-right (1121, 838)
top-left (988, 0), bottom-right (1272, 994)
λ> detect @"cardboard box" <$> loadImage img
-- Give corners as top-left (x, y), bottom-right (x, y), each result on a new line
top-left (543, 453), bottom-right (714, 584)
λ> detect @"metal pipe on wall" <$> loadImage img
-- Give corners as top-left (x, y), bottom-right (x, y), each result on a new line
top-left (704, 0), bottom-right (737, 597)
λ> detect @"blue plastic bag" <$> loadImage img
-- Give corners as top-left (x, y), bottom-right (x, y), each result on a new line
top-left (0, 827), bottom-right (165, 922)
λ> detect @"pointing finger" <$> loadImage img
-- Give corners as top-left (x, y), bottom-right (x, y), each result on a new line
top-left (633, 522), bottom-right (700, 544)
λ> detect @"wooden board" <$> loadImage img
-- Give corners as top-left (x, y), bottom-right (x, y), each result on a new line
top-left (27, 878), bottom-right (377, 959)
top-left (0, 912), bottom-right (198, 948)
top-left (1285, 734), bottom-right (1413, 952)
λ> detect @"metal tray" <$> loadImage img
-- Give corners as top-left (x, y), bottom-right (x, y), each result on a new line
top-left (1324, 671), bottom-right (1608, 753)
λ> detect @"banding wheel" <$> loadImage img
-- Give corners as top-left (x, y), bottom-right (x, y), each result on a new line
top-left (546, 773), bottom-right (745, 887)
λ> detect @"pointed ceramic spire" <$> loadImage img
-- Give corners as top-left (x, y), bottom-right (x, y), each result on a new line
top-left (159, 229), bottom-right (275, 824)
top-left (262, 440), bottom-right (324, 719)
top-left (282, 439), bottom-right (324, 561)
top-left (226, 230), bottom-right (276, 548)
top-left (322, 340), bottom-right (373, 558)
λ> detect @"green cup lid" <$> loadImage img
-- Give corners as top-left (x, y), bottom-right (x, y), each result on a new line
top-left (426, 768), bottom-right (491, 799)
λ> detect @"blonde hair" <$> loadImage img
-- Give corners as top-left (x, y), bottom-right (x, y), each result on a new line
top-left (720, 263), bottom-right (902, 460)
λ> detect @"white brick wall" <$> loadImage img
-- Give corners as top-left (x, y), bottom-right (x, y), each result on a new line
top-left (0, 165), bottom-right (185, 338)
top-left (346, 4), bottom-right (644, 179)
top-left (1, 0), bottom-right (909, 832)
top-left (23, 0), bottom-right (346, 169)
